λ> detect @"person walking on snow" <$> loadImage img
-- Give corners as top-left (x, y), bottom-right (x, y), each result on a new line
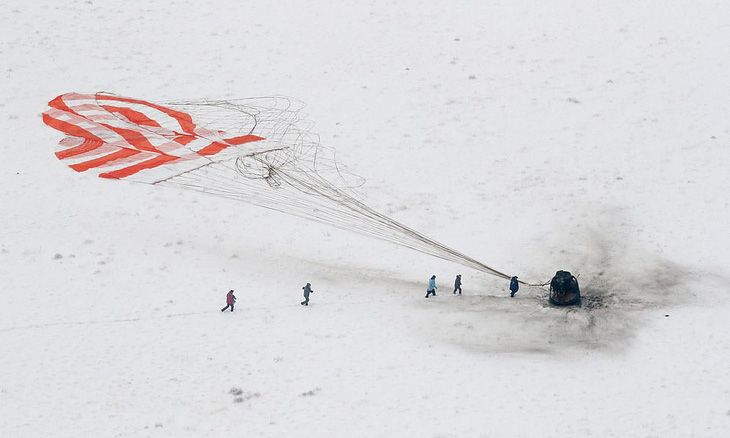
top-left (453, 274), bottom-right (462, 295)
top-left (221, 289), bottom-right (236, 312)
top-left (425, 275), bottom-right (437, 298)
top-left (301, 282), bottom-right (314, 306)
top-left (509, 276), bottom-right (519, 297)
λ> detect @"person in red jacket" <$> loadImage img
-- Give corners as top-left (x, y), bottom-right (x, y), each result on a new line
top-left (221, 290), bottom-right (236, 312)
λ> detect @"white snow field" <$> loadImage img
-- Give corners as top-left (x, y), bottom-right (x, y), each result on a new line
top-left (2, 1), bottom-right (730, 437)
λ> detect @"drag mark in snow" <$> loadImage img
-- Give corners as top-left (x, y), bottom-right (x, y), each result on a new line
top-left (0, 311), bottom-right (209, 333)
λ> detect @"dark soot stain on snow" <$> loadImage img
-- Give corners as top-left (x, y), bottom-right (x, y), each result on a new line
top-left (412, 254), bottom-right (693, 356)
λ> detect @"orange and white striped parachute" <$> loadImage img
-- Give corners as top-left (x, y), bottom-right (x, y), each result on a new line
top-left (43, 92), bottom-right (516, 281)
top-left (43, 92), bottom-right (271, 183)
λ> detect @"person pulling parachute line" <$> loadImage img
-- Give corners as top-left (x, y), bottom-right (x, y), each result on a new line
top-left (509, 276), bottom-right (519, 297)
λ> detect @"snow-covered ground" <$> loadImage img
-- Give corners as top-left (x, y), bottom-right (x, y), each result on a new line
top-left (2, 1), bottom-right (730, 436)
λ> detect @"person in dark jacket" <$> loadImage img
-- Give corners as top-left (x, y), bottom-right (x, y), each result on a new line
top-left (221, 289), bottom-right (236, 312)
top-left (509, 276), bottom-right (519, 297)
top-left (453, 274), bottom-right (462, 295)
top-left (425, 275), bottom-right (437, 298)
top-left (301, 282), bottom-right (314, 306)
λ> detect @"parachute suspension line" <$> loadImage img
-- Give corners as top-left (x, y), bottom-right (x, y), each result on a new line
top-left (273, 167), bottom-right (513, 279)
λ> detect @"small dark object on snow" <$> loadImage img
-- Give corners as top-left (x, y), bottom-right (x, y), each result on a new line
top-left (549, 270), bottom-right (581, 306)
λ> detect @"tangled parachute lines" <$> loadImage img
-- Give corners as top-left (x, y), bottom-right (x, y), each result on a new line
top-left (43, 92), bottom-right (513, 280)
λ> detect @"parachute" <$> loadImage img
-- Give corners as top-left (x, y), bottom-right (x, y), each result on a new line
top-left (43, 92), bottom-right (520, 281)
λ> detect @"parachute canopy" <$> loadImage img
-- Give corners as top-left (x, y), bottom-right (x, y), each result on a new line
top-left (42, 93), bottom-right (271, 182)
top-left (43, 92), bottom-right (522, 283)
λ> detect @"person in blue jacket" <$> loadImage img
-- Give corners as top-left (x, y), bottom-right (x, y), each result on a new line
top-left (453, 274), bottom-right (462, 295)
top-left (301, 282), bottom-right (314, 306)
top-left (425, 275), bottom-right (437, 298)
top-left (509, 276), bottom-right (519, 297)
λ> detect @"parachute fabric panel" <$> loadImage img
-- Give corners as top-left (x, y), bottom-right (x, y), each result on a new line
top-left (42, 93), bottom-right (268, 184)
